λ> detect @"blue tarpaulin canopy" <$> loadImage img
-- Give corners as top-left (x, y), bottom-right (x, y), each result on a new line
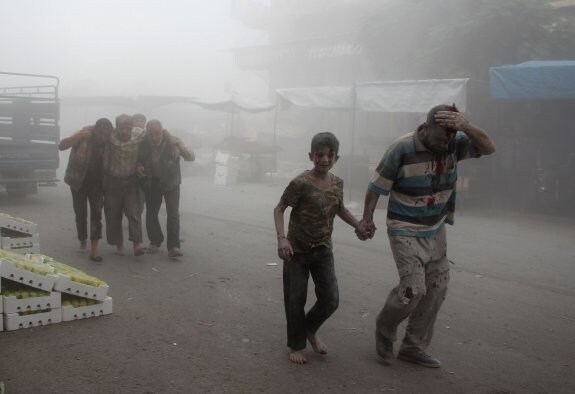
top-left (490, 61), bottom-right (575, 100)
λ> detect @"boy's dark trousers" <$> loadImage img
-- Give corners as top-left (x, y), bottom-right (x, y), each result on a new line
top-left (283, 246), bottom-right (339, 351)
top-left (144, 179), bottom-right (181, 250)
top-left (71, 179), bottom-right (103, 241)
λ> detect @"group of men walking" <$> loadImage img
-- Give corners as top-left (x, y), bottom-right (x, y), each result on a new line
top-left (61, 103), bottom-right (497, 370)
top-left (59, 113), bottom-right (194, 261)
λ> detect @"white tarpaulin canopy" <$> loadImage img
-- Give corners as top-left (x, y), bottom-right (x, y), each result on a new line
top-left (276, 86), bottom-right (353, 110)
top-left (355, 78), bottom-right (468, 113)
top-left (274, 78), bottom-right (469, 113)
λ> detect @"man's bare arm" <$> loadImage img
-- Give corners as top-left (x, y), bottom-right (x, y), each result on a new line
top-left (58, 128), bottom-right (90, 151)
top-left (362, 189), bottom-right (380, 222)
top-left (356, 188), bottom-right (381, 239)
top-left (436, 110), bottom-right (496, 155)
top-left (177, 140), bottom-right (195, 161)
top-left (460, 122), bottom-right (496, 155)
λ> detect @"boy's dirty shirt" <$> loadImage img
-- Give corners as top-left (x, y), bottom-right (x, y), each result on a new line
top-left (281, 171), bottom-right (344, 253)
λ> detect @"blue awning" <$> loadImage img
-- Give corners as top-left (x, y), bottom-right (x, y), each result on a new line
top-left (490, 61), bottom-right (575, 100)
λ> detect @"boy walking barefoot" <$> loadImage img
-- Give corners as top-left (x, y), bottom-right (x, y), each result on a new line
top-left (273, 132), bottom-right (369, 364)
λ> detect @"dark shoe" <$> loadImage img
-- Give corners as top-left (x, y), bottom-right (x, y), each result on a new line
top-left (89, 255), bottom-right (103, 262)
top-left (376, 336), bottom-right (394, 364)
top-left (397, 350), bottom-right (441, 368)
top-left (168, 247), bottom-right (183, 258)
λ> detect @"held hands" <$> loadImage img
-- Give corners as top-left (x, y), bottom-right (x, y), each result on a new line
top-left (356, 219), bottom-right (376, 241)
top-left (136, 164), bottom-right (145, 177)
top-left (277, 237), bottom-right (294, 262)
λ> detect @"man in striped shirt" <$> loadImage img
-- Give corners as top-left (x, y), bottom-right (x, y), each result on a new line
top-left (358, 104), bottom-right (495, 368)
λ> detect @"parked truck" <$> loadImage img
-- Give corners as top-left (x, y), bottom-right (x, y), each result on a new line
top-left (0, 72), bottom-right (60, 196)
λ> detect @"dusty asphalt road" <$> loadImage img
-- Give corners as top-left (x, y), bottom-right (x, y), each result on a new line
top-left (0, 176), bottom-right (574, 394)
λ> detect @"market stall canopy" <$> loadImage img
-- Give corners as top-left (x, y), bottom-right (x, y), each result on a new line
top-left (190, 94), bottom-right (275, 114)
top-left (355, 79), bottom-right (468, 113)
top-left (60, 95), bottom-right (198, 107)
top-left (489, 61), bottom-right (575, 100)
top-left (276, 86), bottom-right (353, 110)
top-left (60, 94), bottom-right (275, 114)
top-left (274, 78), bottom-right (469, 113)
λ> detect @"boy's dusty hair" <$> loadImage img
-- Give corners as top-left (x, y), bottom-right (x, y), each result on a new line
top-left (311, 132), bottom-right (339, 153)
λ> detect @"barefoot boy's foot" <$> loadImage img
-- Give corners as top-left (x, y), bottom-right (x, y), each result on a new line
top-left (78, 241), bottom-right (87, 254)
top-left (289, 350), bottom-right (307, 365)
top-left (116, 244), bottom-right (124, 256)
top-left (307, 332), bottom-right (328, 355)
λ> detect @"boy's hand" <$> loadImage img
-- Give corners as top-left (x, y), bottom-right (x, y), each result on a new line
top-left (356, 219), bottom-right (376, 240)
top-left (136, 164), bottom-right (145, 177)
top-left (278, 237), bottom-right (294, 261)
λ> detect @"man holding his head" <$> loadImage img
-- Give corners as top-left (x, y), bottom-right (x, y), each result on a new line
top-left (358, 104), bottom-right (496, 368)
top-left (138, 119), bottom-right (194, 258)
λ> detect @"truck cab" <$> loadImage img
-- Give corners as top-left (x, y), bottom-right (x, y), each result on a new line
top-left (0, 72), bottom-right (60, 196)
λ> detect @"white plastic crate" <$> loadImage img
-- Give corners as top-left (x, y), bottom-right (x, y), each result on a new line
top-left (61, 296), bottom-right (113, 321)
top-left (1, 243), bottom-right (40, 255)
top-left (0, 213), bottom-right (38, 235)
top-left (1, 233), bottom-right (40, 250)
top-left (2, 291), bottom-right (61, 314)
top-left (3, 308), bottom-right (61, 331)
top-left (0, 259), bottom-right (57, 291)
top-left (54, 274), bottom-right (109, 301)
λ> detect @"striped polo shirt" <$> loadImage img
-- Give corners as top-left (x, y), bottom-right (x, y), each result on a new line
top-left (369, 130), bottom-right (480, 237)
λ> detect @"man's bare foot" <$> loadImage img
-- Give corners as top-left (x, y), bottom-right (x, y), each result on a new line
top-left (133, 243), bottom-right (145, 256)
top-left (288, 350), bottom-right (307, 365)
top-left (90, 239), bottom-right (99, 258)
top-left (307, 332), bottom-right (328, 355)
top-left (78, 241), bottom-right (87, 254)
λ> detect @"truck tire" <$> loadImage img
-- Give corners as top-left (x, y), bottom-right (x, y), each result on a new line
top-left (6, 182), bottom-right (37, 197)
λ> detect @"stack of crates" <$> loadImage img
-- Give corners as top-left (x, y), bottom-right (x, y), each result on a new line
top-left (0, 254), bottom-right (61, 331)
top-left (0, 213), bottom-right (40, 254)
top-left (0, 251), bottom-right (112, 332)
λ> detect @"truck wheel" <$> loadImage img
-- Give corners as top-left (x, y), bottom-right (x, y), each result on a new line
top-left (6, 182), bottom-right (37, 197)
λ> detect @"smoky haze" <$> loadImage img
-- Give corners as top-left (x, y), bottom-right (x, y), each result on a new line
top-left (0, 2), bottom-right (574, 392)
top-left (1, 0), bottom-right (573, 216)
top-left (0, 0), bottom-right (266, 97)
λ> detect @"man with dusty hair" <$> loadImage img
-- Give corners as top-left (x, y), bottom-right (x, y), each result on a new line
top-left (358, 104), bottom-right (496, 368)
top-left (102, 114), bottom-right (146, 256)
top-left (59, 118), bottom-right (113, 261)
top-left (132, 113), bottom-right (147, 129)
top-left (137, 119), bottom-right (194, 258)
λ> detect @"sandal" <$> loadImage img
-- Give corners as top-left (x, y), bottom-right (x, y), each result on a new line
top-left (90, 255), bottom-right (103, 262)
